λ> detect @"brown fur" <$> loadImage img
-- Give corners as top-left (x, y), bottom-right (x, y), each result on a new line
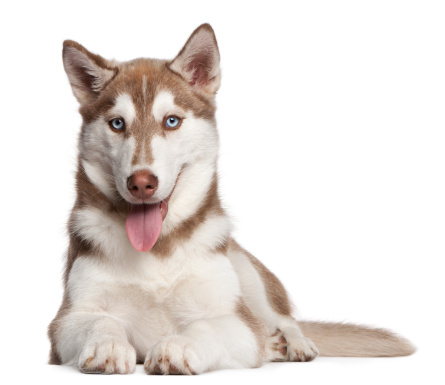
top-left (48, 169), bottom-right (225, 365)
top-left (65, 38), bottom-right (217, 168)
top-left (74, 57), bottom-right (216, 166)
top-left (63, 40), bottom-right (117, 77)
top-left (48, 163), bottom-right (122, 363)
top-left (63, 40), bottom-right (119, 102)
top-left (50, 25), bottom-right (415, 370)
top-left (236, 300), bottom-right (267, 367)
top-left (299, 321), bottom-right (416, 357)
top-left (229, 240), bottom-right (292, 316)
top-left (171, 24), bottom-right (217, 72)
top-left (151, 174), bottom-right (226, 257)
top-left (49, 37), bottom-right (223, 364)
top-left (169, 23), bottom-right (221, 94)
top-left (64, 161), bottom-right (127, 285)
top-left (213, 239), bottom-right (229, 255)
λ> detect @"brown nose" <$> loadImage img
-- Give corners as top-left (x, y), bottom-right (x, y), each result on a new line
top-left (127, 170), bottom-right (158, 200)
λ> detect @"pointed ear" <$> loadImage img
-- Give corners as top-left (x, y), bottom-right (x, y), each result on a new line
top-left (169, 24), bottom-right (221, 94)
top-left (62, 40), bottom-right (118, 104)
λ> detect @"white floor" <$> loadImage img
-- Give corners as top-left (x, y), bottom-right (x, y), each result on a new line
top-left (32, 352), bottom-right (433, 385)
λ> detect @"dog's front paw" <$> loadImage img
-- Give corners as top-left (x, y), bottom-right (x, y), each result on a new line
top-left (78, 339), bottom-right (136, 374)
top-left (144, 336), bottom-right (202, 375)
top-left (287, 335), bottom-right (319, 362)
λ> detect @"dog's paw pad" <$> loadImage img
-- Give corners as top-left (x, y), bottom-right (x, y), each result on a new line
top-left (266, 329), bottom-right (289, 362)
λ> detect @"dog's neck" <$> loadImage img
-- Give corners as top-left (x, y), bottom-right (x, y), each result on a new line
top-left (73, 156), bottom-right (226, 257)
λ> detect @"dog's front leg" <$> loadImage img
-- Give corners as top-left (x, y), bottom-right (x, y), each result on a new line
top-left (144, 311), bottom-right (266, 375)
top-left (54, 311), bottom-right (136, 374)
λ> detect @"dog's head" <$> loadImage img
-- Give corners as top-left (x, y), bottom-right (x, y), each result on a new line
top-left (64, 24), bottom-right (221, 251)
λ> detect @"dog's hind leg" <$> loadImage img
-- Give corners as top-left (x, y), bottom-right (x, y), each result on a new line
top-left (227, 239), bottom-right (319, 363)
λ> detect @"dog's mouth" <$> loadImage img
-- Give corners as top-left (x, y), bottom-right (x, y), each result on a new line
top-left (125, 172), bottom-right (180, 253)
top-left (125, 198), bottom-right (170, 253)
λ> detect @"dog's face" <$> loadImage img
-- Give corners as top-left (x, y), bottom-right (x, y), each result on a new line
top-left (64, 24), bottom-right (220, 205)
top-left (64, 24), bottom-right (221, 251)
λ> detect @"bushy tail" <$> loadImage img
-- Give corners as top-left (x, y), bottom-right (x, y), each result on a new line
top-left (299, 321), bottom-right (415, 357)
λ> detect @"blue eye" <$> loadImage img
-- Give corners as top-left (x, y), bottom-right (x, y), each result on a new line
top-left (165, 116), bottom-right (181, 129)
top-left (110, 118), bottom-right (125, 130)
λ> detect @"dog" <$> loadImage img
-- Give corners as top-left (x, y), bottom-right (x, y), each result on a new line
top-left (48, 23), bottom-right (415, 375)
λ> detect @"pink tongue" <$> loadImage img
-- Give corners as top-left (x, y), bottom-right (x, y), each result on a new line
top-left (126, 204), bottom-right (162, 252)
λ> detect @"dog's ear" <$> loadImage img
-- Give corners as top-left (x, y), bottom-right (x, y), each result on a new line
top-left (169, 24), bottom-right (221, 94)
top-left (62, 40), bottom-right (118, 104)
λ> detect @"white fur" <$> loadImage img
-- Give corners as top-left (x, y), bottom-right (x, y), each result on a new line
top-left (109, 93), bottom-right (137, 126)
top-left (146, 91), bottom-right (219, 204)
top-left (151, 90), bottom-right (186, 123)
top-left (53, 33), bottom-right (320, 374)
top-left (228, 247), bottom-right (282, 332)
top-left (81, 159), bottom-right (116, 201)
top-left (62, 213), bottom-right (252, 369)
top-left (185, 214), bottom-right (232, 253)
top-left (77, 94), bottom-right (140, 205)
top-left (54, 79), bottom-right (319, 374)
top-left (227, 246), bottom-right (318, 359)
top-left (142, 75), bottom-right (147, 113)
top-left (71, 202), bottom-right (232, 265)
top-left (94, 89), bottom-right (220, 206)
top-left (79, 115), bottom-right (137, 204)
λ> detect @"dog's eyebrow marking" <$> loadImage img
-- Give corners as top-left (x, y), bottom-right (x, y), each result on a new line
top-left (110, 93), bottom-right (136, 126)
top-left (152, 90), bottom-right (183, 122)
top-left (142, 75), bottom-right (147, 114)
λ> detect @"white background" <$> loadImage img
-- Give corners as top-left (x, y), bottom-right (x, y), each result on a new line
top-left (1, 0), bottom-right (444, 384)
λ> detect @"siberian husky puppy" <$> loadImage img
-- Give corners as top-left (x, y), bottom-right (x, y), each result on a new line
top-left (48, 24), bottom-right (415, 375)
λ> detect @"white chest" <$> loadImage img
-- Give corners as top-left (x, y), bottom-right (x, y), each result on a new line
top-left (67, 249), bottom-right (242, 358)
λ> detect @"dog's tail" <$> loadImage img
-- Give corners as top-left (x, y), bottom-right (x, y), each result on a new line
top-left (299, 321), bottom-right (415, 357)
